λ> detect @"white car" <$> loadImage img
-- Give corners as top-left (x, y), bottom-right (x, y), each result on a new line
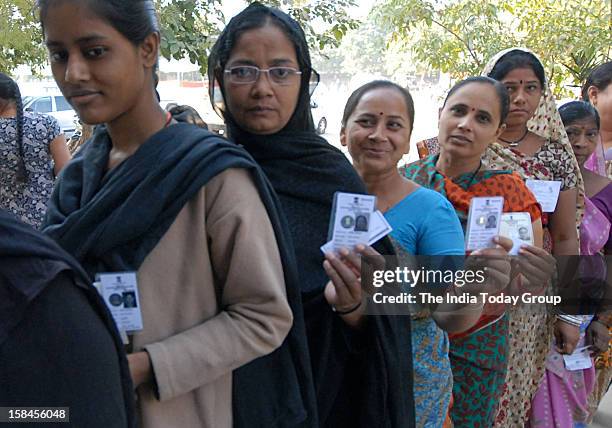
top-left (23, 95), bottom-right (77, 138)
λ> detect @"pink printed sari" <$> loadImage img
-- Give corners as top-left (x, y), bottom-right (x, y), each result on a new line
top-left (529, 147), bottom-right (611, 427)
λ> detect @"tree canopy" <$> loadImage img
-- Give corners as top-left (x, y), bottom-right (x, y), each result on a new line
top-left (376, 0), bottom-right (611, 94)
top-left (157, 0), bottom-right (359, 74)
top-left (0, 0), bottom-right (47, 72)
top-left (0, 0), bottom-right (358, 75)
top-left (2, 0), bottom-right (609, 96)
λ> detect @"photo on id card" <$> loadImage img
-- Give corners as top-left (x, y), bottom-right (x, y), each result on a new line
top-left (465, 196), bottom-right (504, 252)
top-left (320, 208), bottom-right (393, 254)
top-left (499, 212), bottom-right (534, 255)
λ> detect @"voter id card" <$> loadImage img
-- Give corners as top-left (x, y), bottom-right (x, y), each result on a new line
top-left (367, 210), bottom-right (393, 244)
top-left (526, 179), bottom-right (562, 213)
top-left (465, 196), bottom-right (504, 251)
top-left (563, 346), bottom-right (593, 371)
top-left (96, 272), bottom-right (143, 332)
top-left (321, 209), bottom-right (392, 254)
top-left (499, 212), bottom-right (534, 255)
top-left (326, 192), bottom-right (377, 252)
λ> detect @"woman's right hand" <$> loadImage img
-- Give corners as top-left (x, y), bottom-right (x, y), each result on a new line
top-left (323, 245), bottom-right (383, 328)
top-left (554, 319), bottom-right (580, 355)
top-left (323, 249), bottom-right (362, 312)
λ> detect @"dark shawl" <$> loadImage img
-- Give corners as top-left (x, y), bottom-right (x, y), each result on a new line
top-left (0, 210), bottom-right (135, 427)
top-left (42, 123), bottom-right (315, 427)
top-left (235, 131), bottom-right (414, 427)
top-left (208, 4), bottom-right (415, 425)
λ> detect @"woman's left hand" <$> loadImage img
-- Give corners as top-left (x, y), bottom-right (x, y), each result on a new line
top-left (517, 244), bottom-right (556, 292)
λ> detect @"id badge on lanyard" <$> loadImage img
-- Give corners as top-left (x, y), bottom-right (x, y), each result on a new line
top-left (93, 272), bottom-right (144, 343)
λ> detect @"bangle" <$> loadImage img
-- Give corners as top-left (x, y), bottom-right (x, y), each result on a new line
top-left (556, 314), bottom-right (583, 327)
top-left (332, 300), bottom-right (362, 315)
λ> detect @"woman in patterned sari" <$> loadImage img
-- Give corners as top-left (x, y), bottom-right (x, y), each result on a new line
top-left (479, 48), bottom-right (585, 427)
top-left (529, 101), bottom-right (611, 427)
top-left (583, 64), bottom-right (612, 420)
top-left (403, 76), bottom-right (553, 426)
top-left (582, 61), bottom-right (612, 177)
top-left (413, 48), bottom-right (586, 427)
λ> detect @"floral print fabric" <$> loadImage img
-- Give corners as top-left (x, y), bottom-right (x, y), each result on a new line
top-left (0, 112), bottom-right (60, 228)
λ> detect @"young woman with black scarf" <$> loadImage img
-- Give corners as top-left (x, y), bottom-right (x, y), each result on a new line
top-left (37, 0), bottom-right (308, 426)
top-left (205, 3), bottom-right (415, 426)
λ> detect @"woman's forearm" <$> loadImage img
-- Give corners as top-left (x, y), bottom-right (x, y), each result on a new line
top-left (549, 189), bottom-right (579, 255)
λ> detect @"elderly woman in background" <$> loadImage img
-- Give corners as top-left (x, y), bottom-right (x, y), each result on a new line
top-left (529, 100), bottom-right (611, 427)
top-left (580, 63), bottom-right (612, 419)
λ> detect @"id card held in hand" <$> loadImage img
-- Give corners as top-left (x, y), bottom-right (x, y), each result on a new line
top-left (563, 346), bottom-right (593, 371)
top-left (320, 209), bottom-right (392, 254)
top-left (499, 212), bottom-right (534, 255)
top-left (465, 196), bottom-right (504, 252)
top-left (325, 192), bottom-right (377, 252)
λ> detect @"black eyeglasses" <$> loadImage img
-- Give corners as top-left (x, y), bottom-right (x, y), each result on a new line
top-left (224, 66), bottom-right (302, 85)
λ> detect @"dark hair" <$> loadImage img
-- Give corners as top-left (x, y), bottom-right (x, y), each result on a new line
top-left (168, 105), bottom-right (208, 130)
top-left (442, 76), bottom-right (510, 125)
top-left (38, 0), bottom-right (159, 45)
top-left (488, 50), bottom-right (546, 88)
top-left (582, 61), bottom-right (612, 102)
top-left (208, 2), bottom-right (317, 137)
top-left (341, 80), bottom-right (415, 131)
top-left (559, 100), bottom-right (600, 130)
top-left (0, 72), bottom-right (26, 182)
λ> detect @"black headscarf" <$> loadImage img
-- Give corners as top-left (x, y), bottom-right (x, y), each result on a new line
top-left (208, 4), bottom-right (415, 426)
top-left (208, 3), bottom-right (316, 141)
top-left (43, 123), bottom-right (315, 427)
top-left (0, 209), bottom-right (135, 426)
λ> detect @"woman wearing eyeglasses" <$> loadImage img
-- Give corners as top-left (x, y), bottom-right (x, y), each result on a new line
top-left (206, 3), bottom-right (414, 427)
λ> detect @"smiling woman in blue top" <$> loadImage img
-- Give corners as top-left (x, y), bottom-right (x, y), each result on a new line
top-left (340, 80), bottom-right (513, 427)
